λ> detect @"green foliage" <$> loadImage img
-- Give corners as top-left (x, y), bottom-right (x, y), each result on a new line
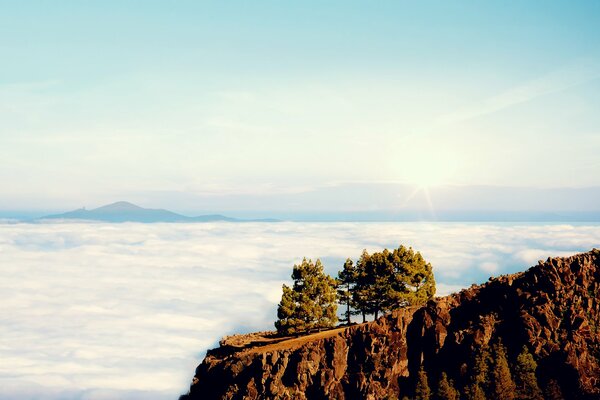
top-left (415, 366), bottom-right (431, 400)
top-left (274, 284), bottom-right (297, 334)
top-left (336, 258), bottom-right (356, 325)
top-left (472, 344), bottom-right (491, 388)
top-left (352, 250), bottom-right (372, 321)
top-left (352, 245), bottom-right (436, 319)
top-left (491, 341), bottom-right (516, 400)
top-left (514, 346), bottom-right (543, 400)
top-left (464, 344), bottom-right (491, 400)
top-left (436, 372), bottom-right (458, 400)
top-left (463, 383), bottom-right (486, 400)
top-left (399, 246), bottom-right (436, 305)
top-left (275, 258), bottom-right (338, 335)
top-left (461, 342), bottom-right (545, 400)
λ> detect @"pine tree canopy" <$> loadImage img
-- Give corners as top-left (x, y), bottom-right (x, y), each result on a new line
top-left (464, 344), bottom-right (491, 400)
top-left (491, 340), bottom-right (516, 400)
top-left (336, 258), bottom-right (356, 325)
top-left (436, 372), bottom-right (459, 400)
top-left (514, 346), bottom-right (543, 400)
top-left (472, 345), bottom-right (491, 388)
top-left (464, 383), bottom-right (486, 400)
top-left (275, 258), bottom-right (338, 335)
top-left (352, 245), bottom-right (436, 319)
top-left (415, 366), bottom-right (431, 400)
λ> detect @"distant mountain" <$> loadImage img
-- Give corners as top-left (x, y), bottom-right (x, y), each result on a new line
top-left (39, 201), bottom-right (277, 223)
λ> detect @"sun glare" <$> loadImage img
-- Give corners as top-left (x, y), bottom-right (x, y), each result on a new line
top-left (409, 168), bottom-right (450, 188)
top-left (398, 149), bottom-right (458, 188)
top-left (392, 145), bottom-right (461, 218)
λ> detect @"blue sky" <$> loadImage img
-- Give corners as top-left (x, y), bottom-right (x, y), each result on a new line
top-left (2, 1), bottom-right (600, 212)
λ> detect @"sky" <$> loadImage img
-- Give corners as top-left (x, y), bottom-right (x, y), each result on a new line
top-left (1, 1), bottom-right (600, 214)
top-left (2, 221), bottom-right (600, 399)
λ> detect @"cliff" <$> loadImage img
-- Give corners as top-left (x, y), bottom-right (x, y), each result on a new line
top-left (181, 250), bottom-right (600, 399)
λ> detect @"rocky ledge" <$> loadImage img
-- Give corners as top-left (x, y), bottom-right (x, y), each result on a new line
top-left (181, 250), bottom-right (600, 399)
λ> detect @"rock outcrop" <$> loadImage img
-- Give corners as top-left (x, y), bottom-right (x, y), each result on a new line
top-left (182, 250), bottom-right (600, 399)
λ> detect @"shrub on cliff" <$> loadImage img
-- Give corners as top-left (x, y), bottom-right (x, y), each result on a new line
top-left (275, 258), bottom-right (338, 335)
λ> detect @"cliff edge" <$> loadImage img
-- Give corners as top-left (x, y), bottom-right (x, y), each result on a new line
top-left (182, 250), bottom-right (600, 399)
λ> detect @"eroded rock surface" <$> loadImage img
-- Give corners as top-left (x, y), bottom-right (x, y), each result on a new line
top-left (182, 250), bottom-right (600, 399)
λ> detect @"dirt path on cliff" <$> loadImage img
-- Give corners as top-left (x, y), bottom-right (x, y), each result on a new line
top-left (242, 326), bottom-right (355, 355)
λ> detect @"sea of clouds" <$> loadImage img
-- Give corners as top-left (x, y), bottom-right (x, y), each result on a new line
top-left (1, 221), bottom-right (599, 399)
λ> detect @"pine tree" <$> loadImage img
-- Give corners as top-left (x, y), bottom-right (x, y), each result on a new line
top-left (275, 284), bottom-right (300, 334)
top-left (464, 345), bottom-right (491, 400)
top-left (275, 258), bottom-right (338, 335)
top-left (491, 340), bottom-right (516, 400)
top-left (392, 245), bottom-right (436, 306)
top-left (352, 249), bottom-right (373, 322)
top-left (436, 372), bottom-right (458, 400)
top-left (363, 249), bottom-right (391, 319)
top-left (415, 366), bottom-right (431, 400)
top-left (472, 345), bottom-right (491, 388)
top-left (514, 346), bottom-right (543, 400)
top-left (351, 246), bottom-right (436, 320)
top-left (336, 258), bottom-right (356, 325)
top-left (463, 383), bottom-right (486, 400)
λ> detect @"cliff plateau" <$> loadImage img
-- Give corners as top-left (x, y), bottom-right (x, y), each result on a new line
top-left (182, 250), bottom-right (600, 399)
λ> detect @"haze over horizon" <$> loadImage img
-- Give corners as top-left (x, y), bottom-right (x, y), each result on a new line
top-left (2, 1), bottom-right (600, 215)
top-left (5, 184), bottom-right (600, 222)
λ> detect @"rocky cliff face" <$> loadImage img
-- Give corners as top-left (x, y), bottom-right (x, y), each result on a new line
top-left (182, 250), bottom-right (600, 399)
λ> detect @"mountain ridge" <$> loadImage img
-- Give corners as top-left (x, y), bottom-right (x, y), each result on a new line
top-left (38, 201), bottom-right (278, 223)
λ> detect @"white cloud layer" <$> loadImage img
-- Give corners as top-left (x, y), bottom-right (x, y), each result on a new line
top-left (1, 222), bottom-right (599, 399)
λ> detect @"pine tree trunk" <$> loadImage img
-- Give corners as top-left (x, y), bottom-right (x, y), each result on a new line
top-left (346, 302), bottom-right (350, 325)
